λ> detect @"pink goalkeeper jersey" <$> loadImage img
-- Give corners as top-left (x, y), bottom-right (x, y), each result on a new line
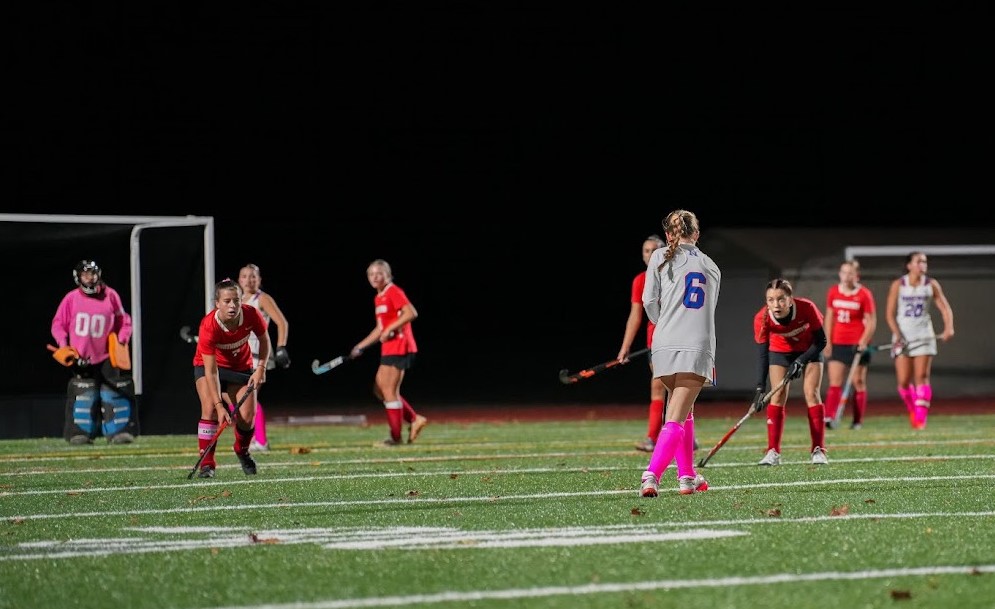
top-left (51, 287), bottom-right (133, 365)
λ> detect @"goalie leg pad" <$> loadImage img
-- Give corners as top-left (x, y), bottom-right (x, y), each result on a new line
top-left (100, 377), bottom-right (139, 439)
top-left (66, 377), bottom-right (98, 441)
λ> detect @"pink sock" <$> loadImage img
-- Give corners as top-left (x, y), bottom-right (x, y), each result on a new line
top-left (675, 413), bottom-right (696, 478)
top-left (253, 402), bottom-right (267, 444)
top-left (898, 385), bottom-right (916, 419)
top-left (914, 384), bottom-right (932, 426)
top-left (646, 421), bottom-right (684, 480)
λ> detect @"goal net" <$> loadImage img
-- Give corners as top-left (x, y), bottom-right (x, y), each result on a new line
top-left (0, 214), bottom-right (215, 436)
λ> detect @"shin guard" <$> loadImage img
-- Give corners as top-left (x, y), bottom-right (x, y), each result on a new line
top-left (65, 377), bottom-right (98, 441)
top-left (100, 376), bottom-right (139, 438)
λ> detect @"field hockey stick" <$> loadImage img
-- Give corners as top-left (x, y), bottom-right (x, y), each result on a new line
top-left (830, 349), bottom-right (865, 426)
top-left (186, 381), bottom-right (255, 479)
top-left (311, 352), bottom-right (359, 375)
top-left (179, 326), bottom-right (198, 344)
top-left (558, 348), bottom-right (650, 385)
top-left (696, 376), bottom-right (790, 468)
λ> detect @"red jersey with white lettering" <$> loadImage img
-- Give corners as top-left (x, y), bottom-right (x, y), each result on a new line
top-left (630, 271), bottom-right (655, 349)
top-left (376, 283), bottom-right (417, 356)
top-left (825, 284), bottom-right (875, 345)
top-left (753, 297), bottom-right (824, 353)
top-left (193, 305), bottom-right (268, 370)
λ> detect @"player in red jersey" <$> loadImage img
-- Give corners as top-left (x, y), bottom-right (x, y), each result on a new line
top-left (192, 278), bottom-right (270, 478)
top-left (822, 260), bottom-right (877, 430)
top-left (752, 278), bottom-right (829, 466)
top-left (351, 259), bottom-right (428, 446)
top-left (619, 234), bottom-right (668, 452)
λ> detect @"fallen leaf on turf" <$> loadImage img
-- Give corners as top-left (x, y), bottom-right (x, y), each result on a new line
top-left (864, 498), bottom-right (876, 504)
top-left (890, 590), bottom-right (912, 600)
top-left (765, 509), bottom-right (782, 517)
top-left (450, 474), bottom-right (459, 479)
top-left (631, 508), bottom-right (644, 516)
top-left (10, 517), bottom-right (25, 525)
top-left (406, 490), bottom-right (420, 497)
top-left (221, 490), bottom-right (232, 497)
top-left (290, 447), bottom-right (311, 454)
top-left (829, 504), bottom-right (850, 516)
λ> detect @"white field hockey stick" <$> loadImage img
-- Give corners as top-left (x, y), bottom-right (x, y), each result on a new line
top-left (311, 352), bottom-right (359, 375)
top-left (179, 326), bottom-right (198, 344)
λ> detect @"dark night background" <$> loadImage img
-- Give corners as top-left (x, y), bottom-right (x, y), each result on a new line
top-left (5, 6), bottom-right (991, 434)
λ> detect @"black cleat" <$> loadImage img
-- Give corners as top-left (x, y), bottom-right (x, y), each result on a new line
top-left (237, 452), bottom-right (257, 475)
top-left (197, 466), bottom-right (216, 479)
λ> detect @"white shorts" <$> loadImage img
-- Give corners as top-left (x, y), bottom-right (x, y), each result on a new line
top-left (650, 349), bottom-right (715, 386)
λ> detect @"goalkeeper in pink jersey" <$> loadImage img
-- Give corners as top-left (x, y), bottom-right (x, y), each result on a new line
top-left (50, 260), bottom-right (139, 444)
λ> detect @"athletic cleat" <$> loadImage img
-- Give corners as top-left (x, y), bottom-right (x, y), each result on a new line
top-left (634, 437), bottom-right (655, 452)
top-left (197, 466), bottom-right (216, 479)
top-left (811, 446), bottom-right (829, 465)
top-left (408, 415), bottom-right (429, 443)
top-left (237, 452), bottom-right (258, 475)
top-left (850, 422), bottom-right (863, 430)
top-left (69, 434), bottom-right (93, 445)
top-left (109, 432), bottom-right (134, 444)
top-left (758, 448), bottom-right (781, 466)
top-left (249, 439), bottom-right (269, 452)
top-left (678, 474), bottom-right (709, 495)
top-left (640, 471), bottom-right (660, 498)
top-left (824, 417), bottom-right (837, 430)
top-left (376, 438), bottom-right (401, 447)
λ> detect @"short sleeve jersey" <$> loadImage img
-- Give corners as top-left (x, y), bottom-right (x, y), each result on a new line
top-left (630, 271), bottom-right (655, 349)
top-left (193, 305), bottom-right (268, 371)
top-left (376, 283), bottom-right (418, 356)
top-left (50, 286), bottom-right (133, 365)
top-left (825, 284), bottom-right (875, 345)
top-left (754, 297), bottom-right (824, 353)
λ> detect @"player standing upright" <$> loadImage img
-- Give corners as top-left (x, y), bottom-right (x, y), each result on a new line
top-left (50, 259), bottom-right (138, 444)
top-left (238, 263), bottom-right (291, 452)
top-left (885, 251), bottom-right (955, 429)
top-left (753, 279), bottom-right (829, 466)
top-left (638, 209), bottom-right (720, 498)
top-left (351, 259), bottom-right (428, 446)
top-left (822, 259), bottom-right (877, 430)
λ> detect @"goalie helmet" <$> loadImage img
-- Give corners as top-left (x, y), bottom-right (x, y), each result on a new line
top-left (73, 260), bottom-right (103, 295)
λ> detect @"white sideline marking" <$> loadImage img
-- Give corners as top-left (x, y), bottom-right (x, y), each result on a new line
top-left (2, 453), bottom-right (992, 496)
top-left (0, 525), bottom-right (746, 560)
top-left (203, 565), bottom-right (995, 609)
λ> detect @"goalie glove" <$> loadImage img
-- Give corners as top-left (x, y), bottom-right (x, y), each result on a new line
top-left (49, 344), bottom-right (80, 367)
top-left (274, 346), bottom-right (291, 369)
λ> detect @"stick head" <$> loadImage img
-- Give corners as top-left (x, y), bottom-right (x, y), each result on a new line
top-left (558, 369), bottom-right (574, 384)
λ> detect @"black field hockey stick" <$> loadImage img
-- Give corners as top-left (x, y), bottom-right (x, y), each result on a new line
top-left (697, 376), bottom-right (790, 468)
top-left (558, 348), bottom-right (650, 385)
top-left (179, 326), bottom-right (198, 344)
top-left (186, 382), bottom-right (255, 479)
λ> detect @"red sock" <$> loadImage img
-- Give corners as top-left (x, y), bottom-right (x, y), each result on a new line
top-left (233, 426), bottom-right (253, 455)
top-left (824, 385), bottom-right (842, 419)
top-left (807, 404), bottom-right (826, 450)
top-left (766, 405), bottom-right (785, 452)
top-left (385, 401), bottom-right (403, 442)
top-left (854, 391), bottom-right (867, 424)
top-left (646, 399), bottom-right (665, 439)
top-left (401, 396), bottom-right (417, 423)
top-left (197, 419), bottom-right (218, 468)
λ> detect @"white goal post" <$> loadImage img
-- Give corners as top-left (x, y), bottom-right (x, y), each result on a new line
top-left (0, 213), bottom-right (215, 395)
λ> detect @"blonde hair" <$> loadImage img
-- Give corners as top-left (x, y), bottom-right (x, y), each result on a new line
top-left (661, 209), bottom-right (700, 262)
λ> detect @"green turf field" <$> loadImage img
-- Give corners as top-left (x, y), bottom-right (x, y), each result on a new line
top-left (2, 412), bottom-right (994, 609)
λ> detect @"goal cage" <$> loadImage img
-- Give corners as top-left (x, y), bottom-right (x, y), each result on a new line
top-left (0, 214), bottom-right (215, 437)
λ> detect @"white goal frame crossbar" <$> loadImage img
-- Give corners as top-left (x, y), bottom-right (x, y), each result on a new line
top-left (0, 213), bottom-right (215, 395)
top-left (844, 245), bottom-right (995, 260)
